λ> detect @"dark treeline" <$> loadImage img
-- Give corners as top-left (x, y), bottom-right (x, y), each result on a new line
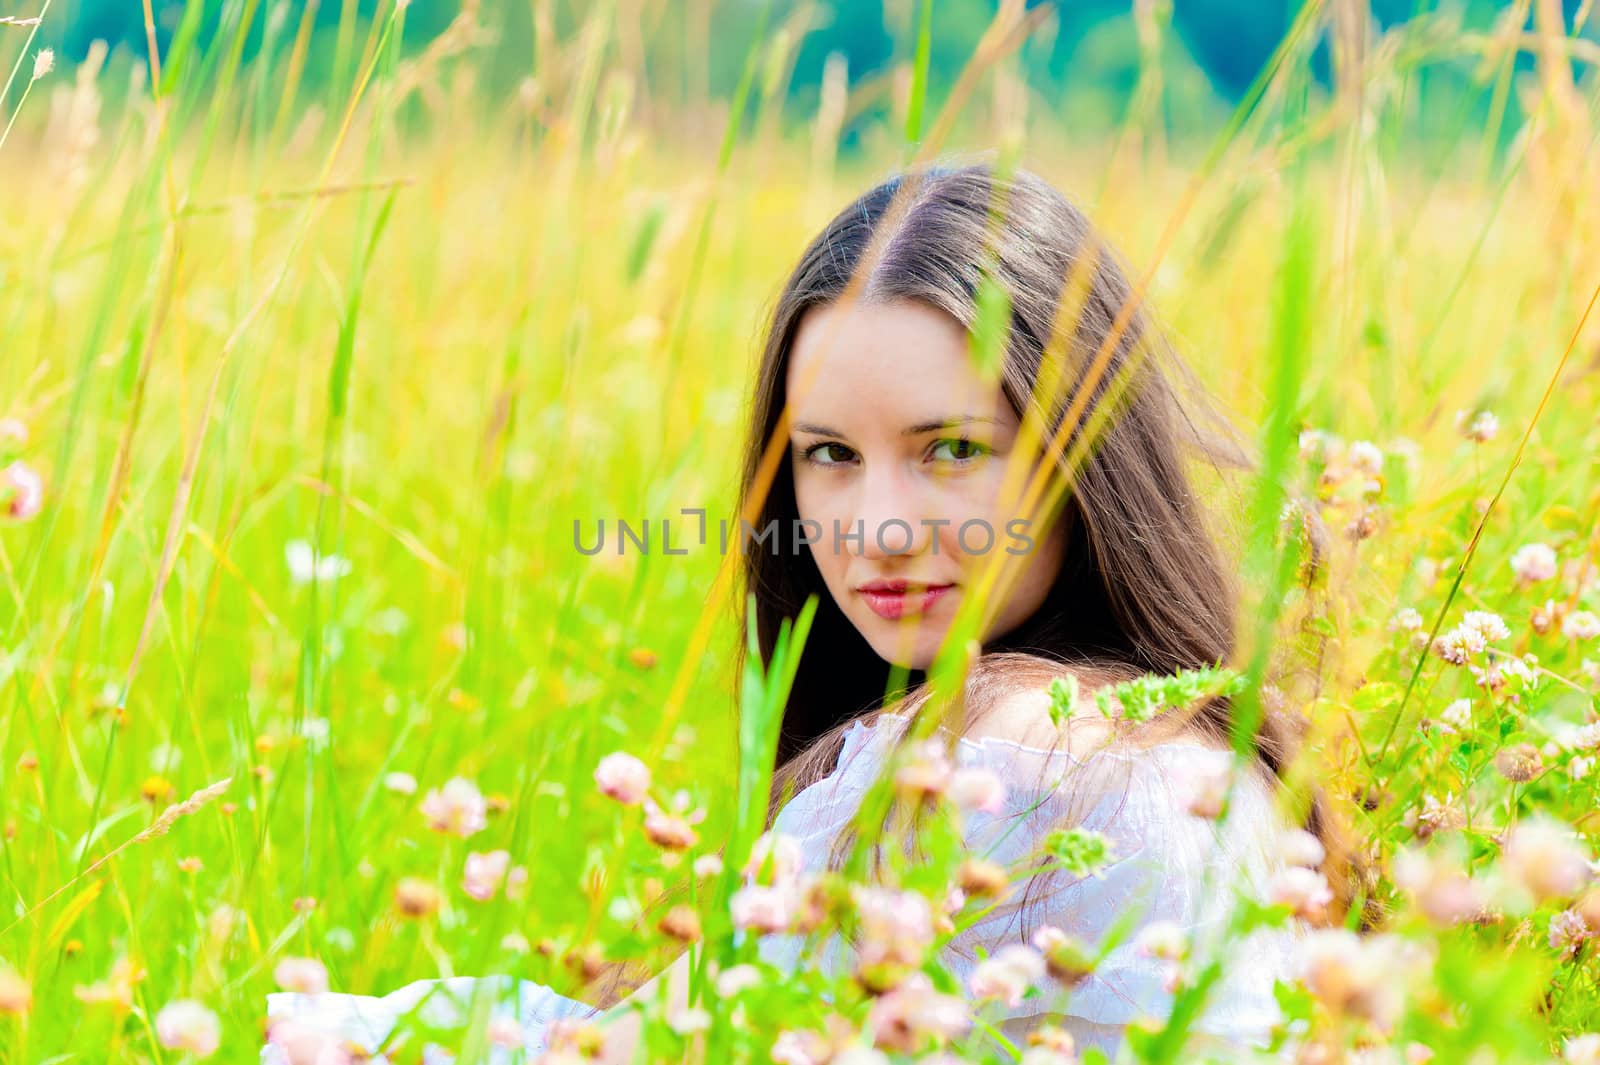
top-left (16, 0), bottom-right (1598, 148)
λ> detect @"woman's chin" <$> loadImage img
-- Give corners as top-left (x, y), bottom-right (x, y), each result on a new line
top-left (863, 626), bottom-right (947, 674)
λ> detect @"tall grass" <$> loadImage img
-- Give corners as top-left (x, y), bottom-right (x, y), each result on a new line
top-left (0, 0), bottom-right (1598, 1061)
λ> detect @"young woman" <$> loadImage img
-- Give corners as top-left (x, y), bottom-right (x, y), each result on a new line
top-left (263, 161), bottom-right (1346, 1063)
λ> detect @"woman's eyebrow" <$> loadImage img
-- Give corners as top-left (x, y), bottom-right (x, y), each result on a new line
top-left (791, 422), bottom-right (846, 436)
top-left (790, 415), bottom-right (1004, 437)
top-left (902, 415), bottom-right (1003, 436)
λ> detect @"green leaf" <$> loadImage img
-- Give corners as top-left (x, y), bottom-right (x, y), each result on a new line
top-left (1047, 675), bottom-right (1079, 727)
top-left (1042, 827), bottom-right (1115, 878)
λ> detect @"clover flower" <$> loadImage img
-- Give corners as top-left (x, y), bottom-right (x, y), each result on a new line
top-left (893, 739), bottom-right (954, 801)
top-left (1393, 848), bottom-right (1488, 926)
top-left (948, 767), bottom-right (1006, 814)
top-left (594, 752), bottom-right (651, 805)
top-left (968, 944), bottom-right (1046, 1009)
top-left (1511, 543), bottom-right (1559, 584)
top-left (272, 956), bottom-right (329, 995)
top-left (1564, 611), bottom-right (1600, 642)
top-left (420, 777), bottom-right (488, 837)
top-left (1, 461), bottom-right (42, 522)
top-left (154, 999), bottom-right (220, 1057)
top-left (1503, 818), bottom-right (1591, 904)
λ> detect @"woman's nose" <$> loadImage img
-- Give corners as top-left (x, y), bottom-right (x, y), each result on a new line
top-left (849, 467), bottom-right (932, 560)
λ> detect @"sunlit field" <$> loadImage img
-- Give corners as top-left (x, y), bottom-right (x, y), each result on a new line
top-left (2, 0), bottom-right (1600, 1061)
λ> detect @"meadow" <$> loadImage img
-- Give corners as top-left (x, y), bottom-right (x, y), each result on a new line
top-left (1, 0), bottom-right (1600, 1061)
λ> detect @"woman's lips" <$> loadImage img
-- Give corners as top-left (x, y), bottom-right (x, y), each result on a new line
top-left (857, 582), bottom-right (956, 620)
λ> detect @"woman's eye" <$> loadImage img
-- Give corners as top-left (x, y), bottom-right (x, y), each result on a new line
top-left (930, 438), bottom-right (987, 463)
top-left (804, 442), bottom-right (858, 466)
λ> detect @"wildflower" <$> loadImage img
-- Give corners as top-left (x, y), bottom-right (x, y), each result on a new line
top-left (1438, 699), bottom-right (1472, 732)
top-left (0, 461), bottom-right (42, 521)
top-left (1299, 929), bottom-right (1407, 1031)
top-left (834, 1049), bottom-right (891, 1065)
top-left (1032, 926), bottom-right (1095, 985)
top-left (1298, 429), bottom-right (1337, 464)
top-left (1503, 817), bottom-right (1591, 903)
top-left (1461, 611), bottom-right (1510, 643)
top-left (545, 1017), bottom-right (606, 1056)
top-left (866, 972), bottom-right (971, 1053)
top-left (1431, 628), bottom-right (1481, 665)
top-left (1041, 827), bottom-right (1115, 877)
top-left (1549, 908), bottom-right (1594, 960)
top-left (265, 1018), bottom-right (360, 1065)
top-left (1472, 653), bottom-right (1536, 695)
top-left (273, 957), bottom-right (329, 995)
top-left (854, 886), bottom-right (936, 989)
top-left (1345, 509), bottom-right (1380, 540)
top-left (658, 905), bottom-right (702, 944)
top-left (419, 777), bottom-right (487, 837)
top-left (1268, 866), bottom-right (1333, 920)
top-left (154, 999), bottom-right (221, 1057)
top-left (74, 957), bottom-right (146, 1011)
top-left (730, 884), bottom-right (794, 934)
top-left (742, 831), bottom-right (803, 883)
top-left (1564, 611), bottom-right (1600, 642)
top-left (594, 752), bottom-right (651, 805)
top-left (628, 647), bottom-right (657, 669)
top-left (1567, 1034), bottom-right (1600, 1065)
top-left (464, 850), bottom-right (526, 901)
top-left (1027, 1025), bottom-right (1078, 1054)
top-left (1456, 408), bottom-right (1499, 442)
top-left (948, 767), bottom-right (1006, 814)
top-left (30, 48), bottom-right (52, 81)
top-left (1494, 743), bottom-right (1544, 783)
top-left (894, 739), bottom-right (953, 800)
top-left (666, 1005), bottom-right (711, 1036)
top-left (0, 418), bottom-right (25, 452)
top-left (772, 1029), bottom-right (827, 1065)
top-left (1389, 607), bottom-right (1423, 633)
top-left (642, 793), bottom-right (704, 851)
top-left (1174, 747), bottom-right (1232, 818)
top-left (1407, 793), bottom-right (1465, 839)
top-left (1393, 848), bottom-right (1487, 926)
top-left (383, 771), bottom-right (418, 795)
top-left (1282, 829), bottom-right (1326, 869)
top-left (394, 877), bottom-right (443, 919)
top-left (956, 859), bottom-right (1009, 899)
top-left (0, 965), bottom-right (29, 1015)
top-left (284, 539), bottom-right (351, 585)
top-left (487, 1016), bottom-right (524, 1049)
top-left (693, 854), bottom-right (724, 879)
top-left (714, 963), bottom-right (761, 997)
top-left (1511, 543), bottom-right (1559, 584)
top-left (177, 856), bottom-right (203, 874)
top-left (1347, 441), bottom-right (1384, 476)
top-left (1572, 755), bottom-right (1596, 781)
top-left (1134, 921), bottom-right (1188, 962)
top-left (969, 944), bottom-right (1046, 1009)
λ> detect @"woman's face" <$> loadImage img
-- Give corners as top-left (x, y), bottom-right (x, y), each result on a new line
top-left (784, 298), bottom-right (1068, 670)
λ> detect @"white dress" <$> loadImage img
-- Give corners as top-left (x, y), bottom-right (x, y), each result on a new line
top-left (263, 712), bottom-right (1303, 1062)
